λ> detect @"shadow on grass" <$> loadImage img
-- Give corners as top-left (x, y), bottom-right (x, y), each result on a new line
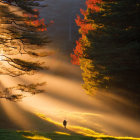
top-left (0, 129), bottom-right (119, 140)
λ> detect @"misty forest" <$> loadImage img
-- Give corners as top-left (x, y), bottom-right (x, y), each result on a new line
top-left (0, 0), bottom-right (140, 140)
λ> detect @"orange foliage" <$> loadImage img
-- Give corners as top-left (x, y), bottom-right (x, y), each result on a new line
top-left (70, 40), bottom-right (83, 65)
top-left (23, 9), bottom-right (47, 32)
top-left (71, 0), bottom-right (102, 65)
top-left (86, 0), bottom-right (101, 12)
top-left (73, 40), bottom-right (83, 57)
top-left (70, 54), bottom-right (80, 65)
top-left (80, 8), bottom-right (87, 16)
top-left (75, 15), bottom-right (94, 35)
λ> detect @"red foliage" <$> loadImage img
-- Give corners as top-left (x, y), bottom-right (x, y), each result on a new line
top-left (71, 0), bottom-right (102, 65)
top-left (73, 40), bottom-right (83, 57)
top-left (75, 15), bottom-right (94, 35)
top-left (70, 40), bottom-right (83, 65)
top-left (86, 0), bottom-right (102, 12)
top-left (70, 54), bottom-right (80, 65)
top-left (75, 16), bottom-right (94, 35)
top-left (80, 8), bottom-right (87, 16)
top-left (23, 9), bottom-right (47, 32)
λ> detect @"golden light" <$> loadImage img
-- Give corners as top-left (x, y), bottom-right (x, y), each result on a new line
top-left (23, 135), bottom-right (51, 140)
top-left (0, 48), bottom-right (4, 61)
top-left (55, 131), bottom-right (71, 136)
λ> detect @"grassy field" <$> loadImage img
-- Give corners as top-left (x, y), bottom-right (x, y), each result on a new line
top-left (1, 112), bottom-right (140, 140)
top-left (0, 129), bottom-right (140, 140)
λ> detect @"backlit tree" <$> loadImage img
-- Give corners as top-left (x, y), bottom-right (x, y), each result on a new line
top-left (0, 0), bottom-right (51, 101)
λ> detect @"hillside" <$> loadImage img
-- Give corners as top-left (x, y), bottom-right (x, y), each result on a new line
top-left (0, 129), bottom-right (140, 140)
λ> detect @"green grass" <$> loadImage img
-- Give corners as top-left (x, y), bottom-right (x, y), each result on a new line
top-left (0, 129), bottom-right (140, 140)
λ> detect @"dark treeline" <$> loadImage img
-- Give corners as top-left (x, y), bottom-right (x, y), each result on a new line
top-left (72, 0), bottom-right (140, 101)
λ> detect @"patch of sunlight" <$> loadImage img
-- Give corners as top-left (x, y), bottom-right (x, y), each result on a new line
top-left (34, 112), bottom-right (140, 140)
top-left (69, 125), bottom-right (99, 137)
top-left (35, 112), bottom-right (63, 127)
top-left (69, 126), bottom-right (115, 139)
top-left (55, 131), bottom-right (71, 136)
top-left (23, 135), bottom-right (51, 140)
top-left (0, 49), bottom-right (4, 61)
top-left (116, 137), bottom-right (140, 140)
top-left (34, 112), bottom-right (101, 137)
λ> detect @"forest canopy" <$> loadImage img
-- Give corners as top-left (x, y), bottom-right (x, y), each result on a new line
top-left (71, 0), bottom-right (140, 96)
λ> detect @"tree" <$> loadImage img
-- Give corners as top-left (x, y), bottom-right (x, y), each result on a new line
top-left (72, 0), bottom-right (140, 95)
top-left (0, 0), bottom-right (50, 101)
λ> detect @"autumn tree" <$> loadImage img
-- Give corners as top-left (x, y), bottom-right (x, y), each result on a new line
top-left (0, 0), bottom-right (50, 101)
top-left (72, 0), bottom-right (140, 96)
